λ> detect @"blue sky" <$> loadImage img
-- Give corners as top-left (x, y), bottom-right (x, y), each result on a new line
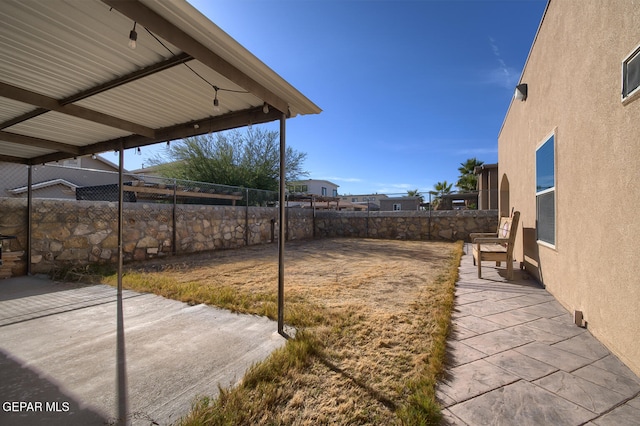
top-left (125, 0), bottom-right (547, 196)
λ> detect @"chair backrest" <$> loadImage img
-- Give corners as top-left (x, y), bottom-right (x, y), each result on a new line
top-left (497, 216), bottom-right (510, 235)
top-left (500, 211), bottom-right (520, 251)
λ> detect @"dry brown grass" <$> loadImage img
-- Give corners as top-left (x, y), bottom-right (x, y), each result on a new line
top-left (112, 238), bottom-right (461, 425)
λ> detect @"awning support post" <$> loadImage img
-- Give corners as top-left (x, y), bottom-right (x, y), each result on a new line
top-left (278, 113), bottom-right (286, 337)
top-left (27, 165), bottom-right (33, 276)
top-left (116, 144), bottom-right (129, 425)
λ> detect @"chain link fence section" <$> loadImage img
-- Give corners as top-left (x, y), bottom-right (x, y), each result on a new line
top-left (0, 159), bottom-right (278, 275)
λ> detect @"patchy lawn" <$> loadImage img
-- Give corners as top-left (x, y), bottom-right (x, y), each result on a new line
top-left (107, 238), bottom-right (462, 425)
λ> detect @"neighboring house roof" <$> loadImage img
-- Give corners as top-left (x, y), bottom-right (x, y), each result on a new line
top-left (8, 179), bottom-right (78, 195)
top-left (474, 163), bottom-right (498, 174)
top-left (91, 154), bottom-right (120, 171)
top-left (383, 196), bottom-right (421, 200)
top-left (340, 194), bottom-right (389, 199)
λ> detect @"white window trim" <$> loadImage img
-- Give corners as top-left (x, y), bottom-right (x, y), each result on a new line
top-left (622, 43), bottom-right (640, 104)
top-left (535, 131), bottom-right (557, 249)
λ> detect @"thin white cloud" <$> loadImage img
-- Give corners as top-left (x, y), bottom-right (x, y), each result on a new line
top-left (321, 176), bottom-right (364, 183)
top-left (453, 147), bottom-right (498, 156)
top-left (488, 36), bottom-right (520, 89)
top-left (374, 182), bottom-right (413, 194)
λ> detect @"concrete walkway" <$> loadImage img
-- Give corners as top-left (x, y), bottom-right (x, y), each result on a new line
top-left (438, 244), bottom-right (640, 425)
top-left (0, 275), bottom-right (285, 425)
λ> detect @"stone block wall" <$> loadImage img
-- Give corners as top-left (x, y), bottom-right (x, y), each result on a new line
top-left (286, 208), bottom-right (315, 241)
top-left (0, 197), bottom-right (496, 277)
top-left (0, 198), bottom-right (30, 277)
top-left (0, 198), bottom-right (293, 274)
top-left (314, 210), bottom-right (499, 241)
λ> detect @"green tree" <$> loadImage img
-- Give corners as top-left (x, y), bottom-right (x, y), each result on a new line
top-left (456, 157), bottom-right (484, 192)
top-left (148, 128), bottom-right (308, 191)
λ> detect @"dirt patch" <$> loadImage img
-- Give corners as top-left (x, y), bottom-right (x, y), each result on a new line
top-left (124, 238), bottom-right (458, 424)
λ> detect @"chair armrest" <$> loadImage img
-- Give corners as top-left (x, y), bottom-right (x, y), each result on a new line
top-left (474, 237), bottom-right (509, 244)
top-left (470, 232), bottom-right (498, 241)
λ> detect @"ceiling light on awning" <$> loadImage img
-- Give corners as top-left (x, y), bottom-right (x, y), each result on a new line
top-left (128, 21), bottom-right (137, 49)
top-left (213, 86), bottom-right (220, 112)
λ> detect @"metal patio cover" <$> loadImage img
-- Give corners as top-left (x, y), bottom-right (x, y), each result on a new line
top-left (0, 0), bottom-right (321, 165)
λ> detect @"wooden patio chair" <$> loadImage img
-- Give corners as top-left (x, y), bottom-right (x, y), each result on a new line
top-left (471, 211), bottom-right (520, 280)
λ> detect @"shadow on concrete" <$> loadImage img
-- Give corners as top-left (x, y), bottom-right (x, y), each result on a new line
top-left (0, 276), bottom-right (79, 301)
top-left (0, 349), bottom-right (107, 426)
top-left (0, 275), bottom-right (285, 425)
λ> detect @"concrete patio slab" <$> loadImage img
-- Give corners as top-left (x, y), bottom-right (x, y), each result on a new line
top-left (627, 395), bottom-right (640, 409)
top-left (0, 275), bottom-right (286, 425)
top-left (446, 341), bottom-right (487, 367)
top-left (485, 350), bottom-right (557, 382)
top-left (485, 309), bottom-right (539, 327)
top-left (519, 300), bottom-right (569, 318)
top-left (534, 371), bottom-right (628, 414)
top-left (553, 333), bottom-right (613, 361)
top-left (524, 316), bottom-right (587, 339)
top-left (592, 355), bottom-right (640, 385)
top-left (514, 342), bottom-right (594, 372)
top-left (453, 314), bottom-right (502, 335)
top-left (448, 380), bottom-right (596, 426)
top-left (504, 323), bottom-right (566, 345)
top-left (591, 404), bottom-right (640, 426)
top-left (459, 328), bottom-right (533, 356)
top-left (572, 365), bottom-right (640, 398)
top-left (438, 359), bottom-right (520, 403)
top-left (439, 244), bottom-right (640, 425)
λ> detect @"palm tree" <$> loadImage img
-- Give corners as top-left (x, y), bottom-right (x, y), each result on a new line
top-left (406, 188), bottom-right (424, 203)
top-left (432, 181), bottom-right (452, 209)
top-left (456, 157), bottom-right (484, 192)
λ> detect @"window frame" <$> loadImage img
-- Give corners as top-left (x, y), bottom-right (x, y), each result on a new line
top-left (393, 203), bottom-right (402, 211)
top-left (535, 132), bottom-right (557, 249)
top-left (622, 43), bottom-right (640, 104)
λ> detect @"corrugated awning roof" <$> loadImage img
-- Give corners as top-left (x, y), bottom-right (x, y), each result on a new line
top-left (0, 0), bottom-right (321, 165)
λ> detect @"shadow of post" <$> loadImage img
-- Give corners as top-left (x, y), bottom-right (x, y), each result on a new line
top-left (116, 290), bottom-right (128, 426)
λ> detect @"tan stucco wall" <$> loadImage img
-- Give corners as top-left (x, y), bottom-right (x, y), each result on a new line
top-left (499, 0), bottom-right (640, 375)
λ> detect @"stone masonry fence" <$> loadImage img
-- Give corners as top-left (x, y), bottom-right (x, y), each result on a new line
top-left (0, 197), bottom-right (498, 277)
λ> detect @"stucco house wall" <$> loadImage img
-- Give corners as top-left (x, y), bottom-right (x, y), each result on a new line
top-left (288, 179), bottom-right (339, 197)
top-left (379, 197), bottom-right (421, 211)
top-left (499, 0), bottom-right (640, 374)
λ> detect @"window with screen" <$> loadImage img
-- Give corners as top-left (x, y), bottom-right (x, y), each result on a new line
top-left (623, 45), bottom-right (640, 101)
top-left (536, 134), bottom-right (555, 246)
